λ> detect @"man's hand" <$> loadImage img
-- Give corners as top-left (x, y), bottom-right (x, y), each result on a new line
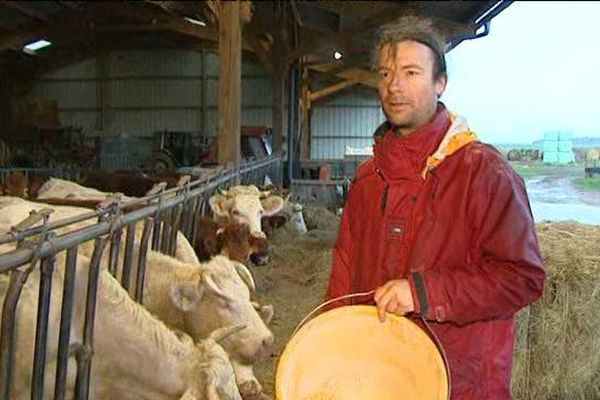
top-left (374, 279), bottom-right (414, 322)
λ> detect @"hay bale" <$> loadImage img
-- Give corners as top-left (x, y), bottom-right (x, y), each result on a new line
top-left (302, 206), bottom-right (340, 231)
top-left (512, 222), bottom-right (600, 399)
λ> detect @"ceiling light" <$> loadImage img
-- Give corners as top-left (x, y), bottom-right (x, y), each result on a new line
top-left (334, 51), bottom-right (343, 60)
top-left (23, 39), bottom-right (52, 54)
top-left (184, 17), bottom-right (206, 27)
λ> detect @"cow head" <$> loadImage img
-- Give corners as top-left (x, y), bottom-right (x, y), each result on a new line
top-left (209, 185), bottom-right (284, 238)
top-left (182, 325), bottom-right (244, 400)
top-left (169, 256), bottom-right (273, 399)
top-left (260, 202), bottom-right (307, 238)
top-left (5, 173), bottom-right (28, 198)
top-left (216, 222), bottom-right (270, 266)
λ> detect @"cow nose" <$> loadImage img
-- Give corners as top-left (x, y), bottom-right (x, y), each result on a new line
top-left (262, 333), bottom-right (274, 349)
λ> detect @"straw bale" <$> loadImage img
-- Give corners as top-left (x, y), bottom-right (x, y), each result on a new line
top-left (513, 222), bottom-right (600, 399)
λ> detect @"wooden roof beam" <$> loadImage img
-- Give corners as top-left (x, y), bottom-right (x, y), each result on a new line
top-left (58, 1), bottom-right (82, 12)
top-left (0, 1), bottom-right (49, 22)
top-left (308, 64), bottom-right (379, 89)
top-left (310, 78), bottom-right (360, 102)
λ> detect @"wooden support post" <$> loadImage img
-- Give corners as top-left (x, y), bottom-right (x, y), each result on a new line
top-left (201, 47), bottom-right (207, 136)
top-left (271, 3), bottom-right (288, 155)
top-left (218, 1), bottom-right (242, 167)
top-left (272, 52), bottom-right (286, 155)
top-left (95, 54), bottom-right (109, 131)
top-left (300, 65), bottom-right (311, 159)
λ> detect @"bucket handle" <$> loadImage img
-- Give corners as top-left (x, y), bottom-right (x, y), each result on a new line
top-left (291, 290), bottom-right (375, 337)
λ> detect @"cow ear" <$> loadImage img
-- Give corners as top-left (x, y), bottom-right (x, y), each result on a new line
top-left (204, 382), bottom-right (220, 400)
top-left (209, 195), bottom-right (231, 219)
top-left (261, 196), bottom-right (284, 216)
top-left (170, 282), bottom-right (203, 312)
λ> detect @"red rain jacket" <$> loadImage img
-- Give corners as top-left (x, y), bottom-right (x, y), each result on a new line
top-left (326, 104), bottom-right (546, 399)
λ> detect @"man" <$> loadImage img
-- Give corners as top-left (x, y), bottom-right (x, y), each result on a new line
top-left (326, 16), bottom-right (546, 399)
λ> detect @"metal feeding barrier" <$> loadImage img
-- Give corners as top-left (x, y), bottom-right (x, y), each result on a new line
top-left (0, 155), bottom-right (281, 400)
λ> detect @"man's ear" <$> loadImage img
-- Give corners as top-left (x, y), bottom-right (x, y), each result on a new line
top-left (435, 74), bottom-right (447, 98)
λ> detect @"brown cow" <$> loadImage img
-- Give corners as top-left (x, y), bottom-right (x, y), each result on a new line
top-left (80, 170), bottom-right (184, 197)
top-left (0, 173), bottom-right (46, 199)
top-left (194, 217), bottom-right (270, 266)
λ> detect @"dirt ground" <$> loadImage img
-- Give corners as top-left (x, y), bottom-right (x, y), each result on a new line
top-left (251, 206), bottom-right (341, 399)
top-left (516, 164), bottom-right (600, 224)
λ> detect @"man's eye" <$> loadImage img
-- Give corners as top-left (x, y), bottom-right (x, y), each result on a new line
top-left (406, 70), bottom-right (419, 76)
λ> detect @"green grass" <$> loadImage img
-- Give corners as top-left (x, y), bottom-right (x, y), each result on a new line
top-left (512, 165), bottom-right (550, 178)
top-left (510, 162), bottom-right (584, 179)
top-left (573, 176), bottom-right (600, 191)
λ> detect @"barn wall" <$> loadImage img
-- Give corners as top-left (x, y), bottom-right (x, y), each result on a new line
top-left (30, 49), bottom-right (386, 163)
top-left (310, 92), bottom-right (385, 160)
top-left (30, 50), bottom-right (274, 143)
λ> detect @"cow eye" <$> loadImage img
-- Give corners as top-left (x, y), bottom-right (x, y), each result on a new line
top-left (259, 209), bottom-right (264, 215)
top-left (232, 209), bottom-right (241, 216)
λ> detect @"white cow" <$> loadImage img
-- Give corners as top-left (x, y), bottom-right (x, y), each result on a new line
top-left (143, 251), bottom-right (273, 399)
top-left (209, 185), bottom-right (284, 238)
top-left (36, 178), bottom-right (135, 202)
top-left (0, 197), bottom-right (273, 399)
top-left (0, 249), bottom-right (242, 400)
top-left (0, 196), bottom-right (199, 266)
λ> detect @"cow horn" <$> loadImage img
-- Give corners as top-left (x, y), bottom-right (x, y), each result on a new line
top-left (217, 188), bottom-right (229, 197)
top-left (209, 323), bottom-right (247, 343)
top-left (234, 262), bottom-right (256, 293)
top-left (259, 190), bottom-right (271, 199)
top-left (202, 273), bottom-right (233, 302)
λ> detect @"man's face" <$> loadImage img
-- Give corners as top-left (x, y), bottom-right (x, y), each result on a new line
top-left (377, 40), bottom-right (447, 135)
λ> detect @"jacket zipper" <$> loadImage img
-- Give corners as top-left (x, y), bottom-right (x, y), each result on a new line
top-left (376, 167), bottom-right (389, 213)
top-left (381, 184), bottom-right (389, 213)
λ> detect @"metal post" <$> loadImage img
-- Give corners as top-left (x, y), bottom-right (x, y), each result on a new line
top-left (287, 63), bottom-right (297, 187)
top-left (54, 246), bottom-right (78, 400)
top-left (121, 224), bottom-right (135, 294)
top-left (168, 205), bottom-right (182, 256)
top-left (183, 197), bottom-right (198, 240)
top-left (160, 209), bottom-right (171, 255)
top-left (108, 228), bottom-right (122, 278)
top-left (31, 252), bottom-right (56, 400)
top-left (74, 236), bottom-right (108, 400)
top-left (134, 219), bottom-right (153, 304)
top-left (0, 270), bottom-right (27, 400)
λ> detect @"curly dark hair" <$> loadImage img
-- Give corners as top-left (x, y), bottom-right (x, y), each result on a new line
top-left (372, 16), bottom-right (447, 81)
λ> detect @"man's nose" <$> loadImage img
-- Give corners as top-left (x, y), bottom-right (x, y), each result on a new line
top-left (387, 73), bottom-right (404, 93)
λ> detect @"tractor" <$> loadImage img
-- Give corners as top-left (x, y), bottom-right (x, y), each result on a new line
top-left (142, 130), bottom-right (213, 172)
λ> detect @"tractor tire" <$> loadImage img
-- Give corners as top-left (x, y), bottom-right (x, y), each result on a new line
top-left (147, 152), bottom-right (176, 173)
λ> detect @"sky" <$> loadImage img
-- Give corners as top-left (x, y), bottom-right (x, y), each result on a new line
top-left (442, 1), bottom-right (600, 144)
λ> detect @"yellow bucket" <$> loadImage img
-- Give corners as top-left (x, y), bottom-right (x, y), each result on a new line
top-left (276, 305), bottom-right (449, 400)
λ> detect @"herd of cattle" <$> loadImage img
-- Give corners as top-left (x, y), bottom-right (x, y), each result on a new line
top-left (0, 170), bottom-right (309, 399)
